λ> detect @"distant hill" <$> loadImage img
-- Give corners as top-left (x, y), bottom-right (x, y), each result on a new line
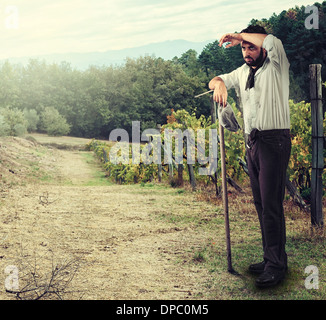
top-left (2, 39), bottom-right (213, 70)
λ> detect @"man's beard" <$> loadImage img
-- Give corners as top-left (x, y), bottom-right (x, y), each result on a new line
top-left (245, 48), bottom-right (265, 67)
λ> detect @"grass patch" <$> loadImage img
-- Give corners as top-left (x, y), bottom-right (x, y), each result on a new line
top-left (185, 231), bottom-right (326, 300)
top-left (80, 152), bottom-right (113, 186)
top-left (155, 189), bottom-right (326, 300)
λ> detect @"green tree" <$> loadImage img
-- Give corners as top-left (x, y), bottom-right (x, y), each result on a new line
top-left (0, 115), bottom-right (10, 136)
top-left (174, 49), bottom-right (206, 78)
top-left (39, 107), bottom-right (70, 136)
top-left (0, 61), bottom-right (20, 109)
top-left (0, 107), bottom-right (27, 136)
top-left (23, 108), bottom-right (39, 132)
top-left (109, 56), bottom-right (206, 136)
top-left (249, 2), bottom-right (326, 102)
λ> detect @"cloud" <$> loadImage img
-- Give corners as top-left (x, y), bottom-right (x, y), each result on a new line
top-left (0, 0), bottom-right (316, 59)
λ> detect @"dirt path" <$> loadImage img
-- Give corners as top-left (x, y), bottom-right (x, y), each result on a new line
top-left (0, 140), bottom-right (215, 300)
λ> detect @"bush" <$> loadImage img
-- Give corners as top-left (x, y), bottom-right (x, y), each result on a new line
top-left (288, 100), bottom-right (326, 192)
top-left (0, 107), bottom-right (27, 136)
top-left (39, 107), bottom-right (70, 136)
top-left (0, 114), bottom-right (10, 136)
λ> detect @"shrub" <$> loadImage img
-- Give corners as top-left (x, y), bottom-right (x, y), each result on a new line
top-left (39, 107), bottom-right (70, 136)
top-left (0, 107), bottom-right (27, 136)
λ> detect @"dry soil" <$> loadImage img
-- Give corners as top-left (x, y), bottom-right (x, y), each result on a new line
top-left (0, 136), bottom-right (216, 300)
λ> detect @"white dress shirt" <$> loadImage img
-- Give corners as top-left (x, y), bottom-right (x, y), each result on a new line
top-left (219, 34), bottom-right (291, 134)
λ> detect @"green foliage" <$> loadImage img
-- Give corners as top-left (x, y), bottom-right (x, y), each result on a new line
top-left (198, 41), bottom-right (243, 79)
top-left (288, 100), bottom-right (312, 190)
top-left (0, 55), bottom-right (208, 138)
top-left (87, 106), bottom-right (247, 187)
top-left (0, 115), bottom-right (10, 136)
top-left (288, 100), bottom-right (326, 192)
top-left (86, 140), bottom-right (161, 184)
top-left (163, 107), bottom-right (246, 184)
top-left (39, 107), bottom-right (70, 136)
top-left (23, 108), bottom-right (39, 132)
top-left (122, 56), bottom-right (207, 131)
top-left (0, 107), bottom-right (27, 136)
top-left (250, 2), bottom-right (326, 102)
top-left (88, 99), bottom-right (325, 205)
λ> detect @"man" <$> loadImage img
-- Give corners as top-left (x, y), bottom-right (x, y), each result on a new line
top-left (209, 25), bottom-right (291, 288)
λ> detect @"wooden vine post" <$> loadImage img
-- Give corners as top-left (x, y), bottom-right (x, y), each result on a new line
top-left (309, 64), bottom-right (324, 229)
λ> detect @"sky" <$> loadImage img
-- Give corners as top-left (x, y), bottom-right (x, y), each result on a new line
top-left (0, 0), bottom-right (317, 59)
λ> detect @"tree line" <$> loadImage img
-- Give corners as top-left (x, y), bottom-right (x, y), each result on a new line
top-left (0, 2), bottom-right (325, 138)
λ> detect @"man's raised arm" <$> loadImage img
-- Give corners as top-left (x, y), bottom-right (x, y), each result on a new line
top-left (219, 32), bottom-right (267, 48)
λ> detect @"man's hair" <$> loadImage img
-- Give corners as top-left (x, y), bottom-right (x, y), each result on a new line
top-left (240, 25), bottom-right (267, 34)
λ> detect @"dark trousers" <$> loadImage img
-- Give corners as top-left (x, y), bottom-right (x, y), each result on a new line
top-left (246, 129), bottom-right (291, 271)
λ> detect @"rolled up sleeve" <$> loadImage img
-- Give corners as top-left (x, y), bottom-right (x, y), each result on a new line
top-left (263, 34), bottom-right (290, 72)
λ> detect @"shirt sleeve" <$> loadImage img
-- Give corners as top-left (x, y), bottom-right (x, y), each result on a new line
top-left (218, 68), bottom-right (241, 91)
top-left (262, 34), bottom-right (290, 73)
